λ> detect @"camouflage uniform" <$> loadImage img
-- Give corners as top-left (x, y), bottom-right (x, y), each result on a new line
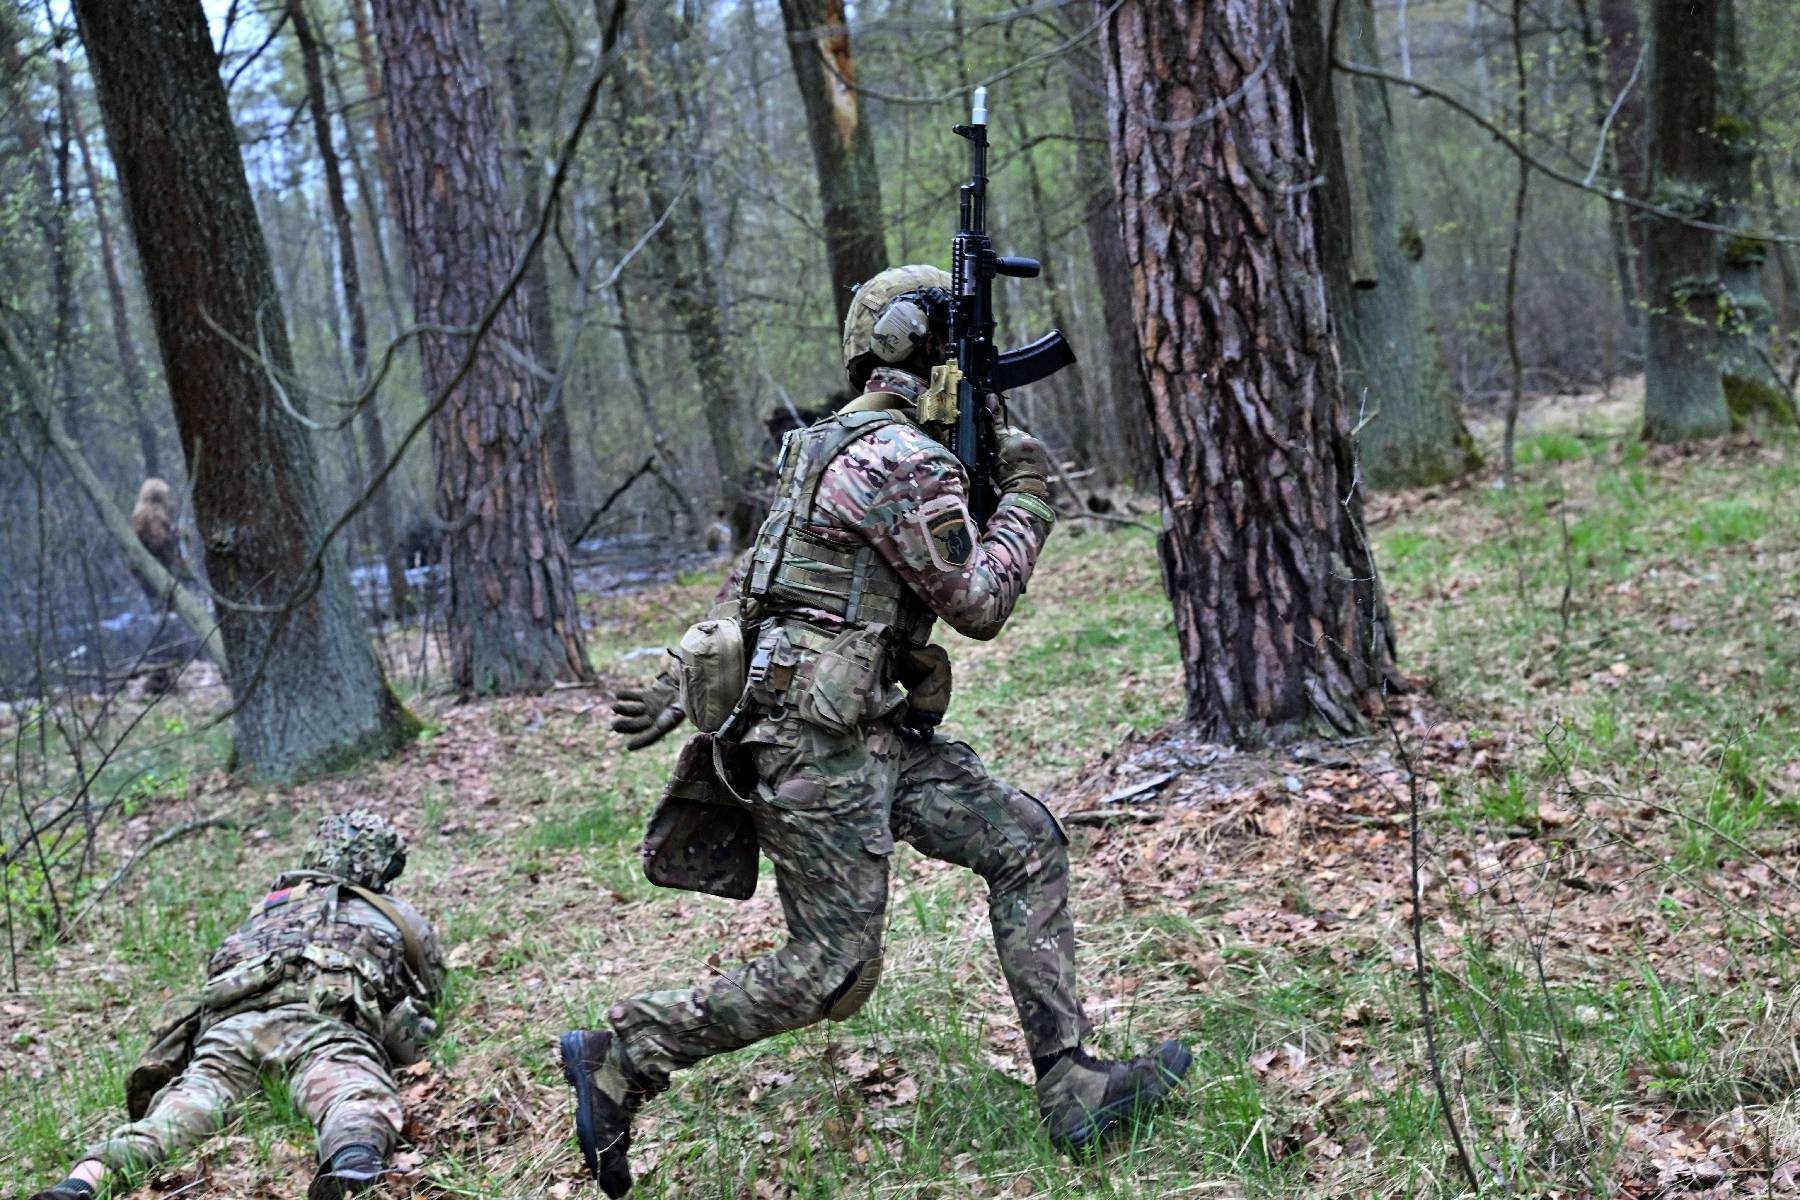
top-left (608, 359), bottom-right (1084, 1090)
top-left (83, 814), bottom-right (443, 1180)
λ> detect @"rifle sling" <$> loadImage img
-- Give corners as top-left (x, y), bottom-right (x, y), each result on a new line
top-left (343, 884), bottom-right (429, 984)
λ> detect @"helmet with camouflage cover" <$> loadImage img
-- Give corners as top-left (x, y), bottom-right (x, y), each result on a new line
top-left (842, 264), bottom-right (953, 386)
top-left (299, 809), bottom-right (407, 891)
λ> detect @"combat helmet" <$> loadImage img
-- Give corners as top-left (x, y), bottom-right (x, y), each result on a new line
top-left (300, 810), bottom-right (407, 891)
top-left (842, 264), bottom-right (952, 386)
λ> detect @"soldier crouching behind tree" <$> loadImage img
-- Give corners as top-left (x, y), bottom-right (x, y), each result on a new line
top-left (26, 812), bottom-right (444, 1200)
top-left (562, 265), bottom-right (1191, 1198)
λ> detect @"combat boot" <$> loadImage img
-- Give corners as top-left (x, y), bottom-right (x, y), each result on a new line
top-left (560, 1029), bottom-right (648, 1198)
top-left (307, 1143), bottom-right (385, 1200)
top-left (1036, 1040), bottom-right (1193, 1154)
top-left (26, 1181), bottom-right (94, 1200)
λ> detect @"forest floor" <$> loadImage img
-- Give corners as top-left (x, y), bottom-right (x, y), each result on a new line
top-left (4, 384), bottom-right (1799, 1199)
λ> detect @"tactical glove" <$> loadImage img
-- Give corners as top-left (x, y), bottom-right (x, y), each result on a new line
top-left (994, 425), bottom-right (1054, 502)
top-left (379, 995), bottom-right (438, 1067)
top-left (611, 672), bottom-right (685, 751)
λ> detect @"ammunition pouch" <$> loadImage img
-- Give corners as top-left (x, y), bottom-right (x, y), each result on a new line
top-left (198, 951), bottom-right (287, 1012)
top-left (125, 994), bottom-right (205, 1120)
top-left (675, 605), bottom-right (747, 735)
top-left (642, 733), bottom-right (761, 900)
top-left (795, 625), bottom-right (898, 736)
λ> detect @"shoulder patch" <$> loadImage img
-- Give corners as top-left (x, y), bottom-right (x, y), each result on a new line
top-left (915, 495), bottom-right (976, 571)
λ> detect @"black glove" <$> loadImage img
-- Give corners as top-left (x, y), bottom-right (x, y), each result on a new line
top-left (611, 674), bottom-right (685, 751)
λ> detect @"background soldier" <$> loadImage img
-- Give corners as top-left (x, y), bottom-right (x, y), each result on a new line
top-left (564, 265), bottom-right (1191, 1198)
top-left (26, 811), bottom-right (444, 1200)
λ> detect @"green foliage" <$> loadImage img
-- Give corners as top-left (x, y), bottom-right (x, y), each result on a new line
top-left (1684, 499), bottom-right (1768, 548)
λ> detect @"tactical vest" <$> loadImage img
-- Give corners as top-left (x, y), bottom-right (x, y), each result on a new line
top-left (743, 408), bottom-right (935, 647)
top-left (203, 872), bottom-right (419, 1034)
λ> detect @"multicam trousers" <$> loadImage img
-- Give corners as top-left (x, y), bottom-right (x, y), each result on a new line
top-left (87, 1003), bottom-right (402, 1173)
top-left (611, 715), bottom-right (1088, 1088)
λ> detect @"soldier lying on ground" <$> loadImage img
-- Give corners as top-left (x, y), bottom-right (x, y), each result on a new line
top-left (563, 265), bottom-right (1191, 1198)
top-left (25, 811), bottom-right (444, 1200)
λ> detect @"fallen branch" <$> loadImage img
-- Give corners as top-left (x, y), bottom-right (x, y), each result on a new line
top-left (572, 455), bottom-right (659, 546)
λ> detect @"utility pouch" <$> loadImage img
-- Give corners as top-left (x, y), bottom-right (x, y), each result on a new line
top-left (676, 614), bottom-right (747, 734)
top-left (125, 994), bottom-right (205, 1120)
top-left (198, 951), bottom-right (285, 1012)
top-left (896, 644), bottom-right (953, 730)
top-left (642, 733), bottom-right (760, 899)
top-left (796, 626), bottom-right (892, 736)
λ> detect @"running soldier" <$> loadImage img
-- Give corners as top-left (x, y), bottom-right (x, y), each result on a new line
top-left (26, 811), bottom-right (443, 1200)
top-left (564, 265), bottom-right (1190, 1197)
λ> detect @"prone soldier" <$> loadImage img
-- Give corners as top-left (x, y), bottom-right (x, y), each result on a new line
top-left (562, 264), bottom-right (1190, 1197)
top-left (25, 811), bottom-right (444, 1200)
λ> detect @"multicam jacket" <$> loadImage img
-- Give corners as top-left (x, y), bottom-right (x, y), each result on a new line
top-left (743, 366), bottom-right (1055, 645)
top-left (202, 870), bottom-right (443, 1039)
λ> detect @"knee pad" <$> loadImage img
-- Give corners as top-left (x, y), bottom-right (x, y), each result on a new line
top-left (824, 957), bottom-right (883, 1022)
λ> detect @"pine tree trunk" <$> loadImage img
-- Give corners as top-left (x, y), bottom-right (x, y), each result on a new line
top-left (777, 0), bottom-right (889, 326)
top-left (289, 0), bottom-right (411, 617)
top-left (367, 0), bottom-right (593, 694)
top-left (1300, 0), bottom-right (1479, 489)
top-left (71, 0), bottom-right (416, 779)
top-left (1104, 0), bottom-right (1395, 742)
top-left (54, 55), bottom-right (163, 480)
top-left (1641, 0), bottom-right (1729, 442)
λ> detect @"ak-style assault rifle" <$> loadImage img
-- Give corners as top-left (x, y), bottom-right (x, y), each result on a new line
top-left (947, 87), bottom-right (1077, 526)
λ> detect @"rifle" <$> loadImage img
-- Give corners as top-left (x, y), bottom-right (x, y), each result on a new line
top-left (948, 86), bottom-right (1077, 526)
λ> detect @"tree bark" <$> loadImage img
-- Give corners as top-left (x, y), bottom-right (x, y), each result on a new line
top-left (71, 0), bottom-right (415, 779)
top-left (1103, 0), bottom-right (1395, 742)
top-left (288, 0), bottom-right (411, 617)
top-left (368, 0), bottom-right (593, 694)
top-left (501, 0), bottom-right (581, 519)
top-left (777, 0), bottom-right (889, 326)
top-left (1299, 0), bottom-right (1479, 489)
top-left (1641, 0), bottom-right (1729, 442)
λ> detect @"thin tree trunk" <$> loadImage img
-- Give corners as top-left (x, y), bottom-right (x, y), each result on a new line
top-left (620, 14), bottom-right (751, 543)
top-left (1, 316), bottom-right (225, 673)
top-left (1712, 0), bottom-right (1790, 420)
top-left (72, 0), bottom-right (416, 779)
top-left (289, 0), bottom-right (412, 616)
top-left (605, 172), bottom-right (699, 531)
top-left (1641, 0), bottom-right (1729, 442)
top-left (368, 0), bottom-right (593, 694)
top-left (1104, 0), bottom-right (1394, 742)
top-left (54, 55), bottom-right (163, 479)
top-left (502, 0), bottom-right (580, 517)
top-left (776, 0), bottom-right (888, 326)
top-left (1597, 0), bottom-right (1649, 292)
top-left (1573, 0), bottom-right (1643, 331)
top-left (1064, 2), bottom-right (1159, 492)
top-left (1299, 0), bottom-right (1480, 489)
